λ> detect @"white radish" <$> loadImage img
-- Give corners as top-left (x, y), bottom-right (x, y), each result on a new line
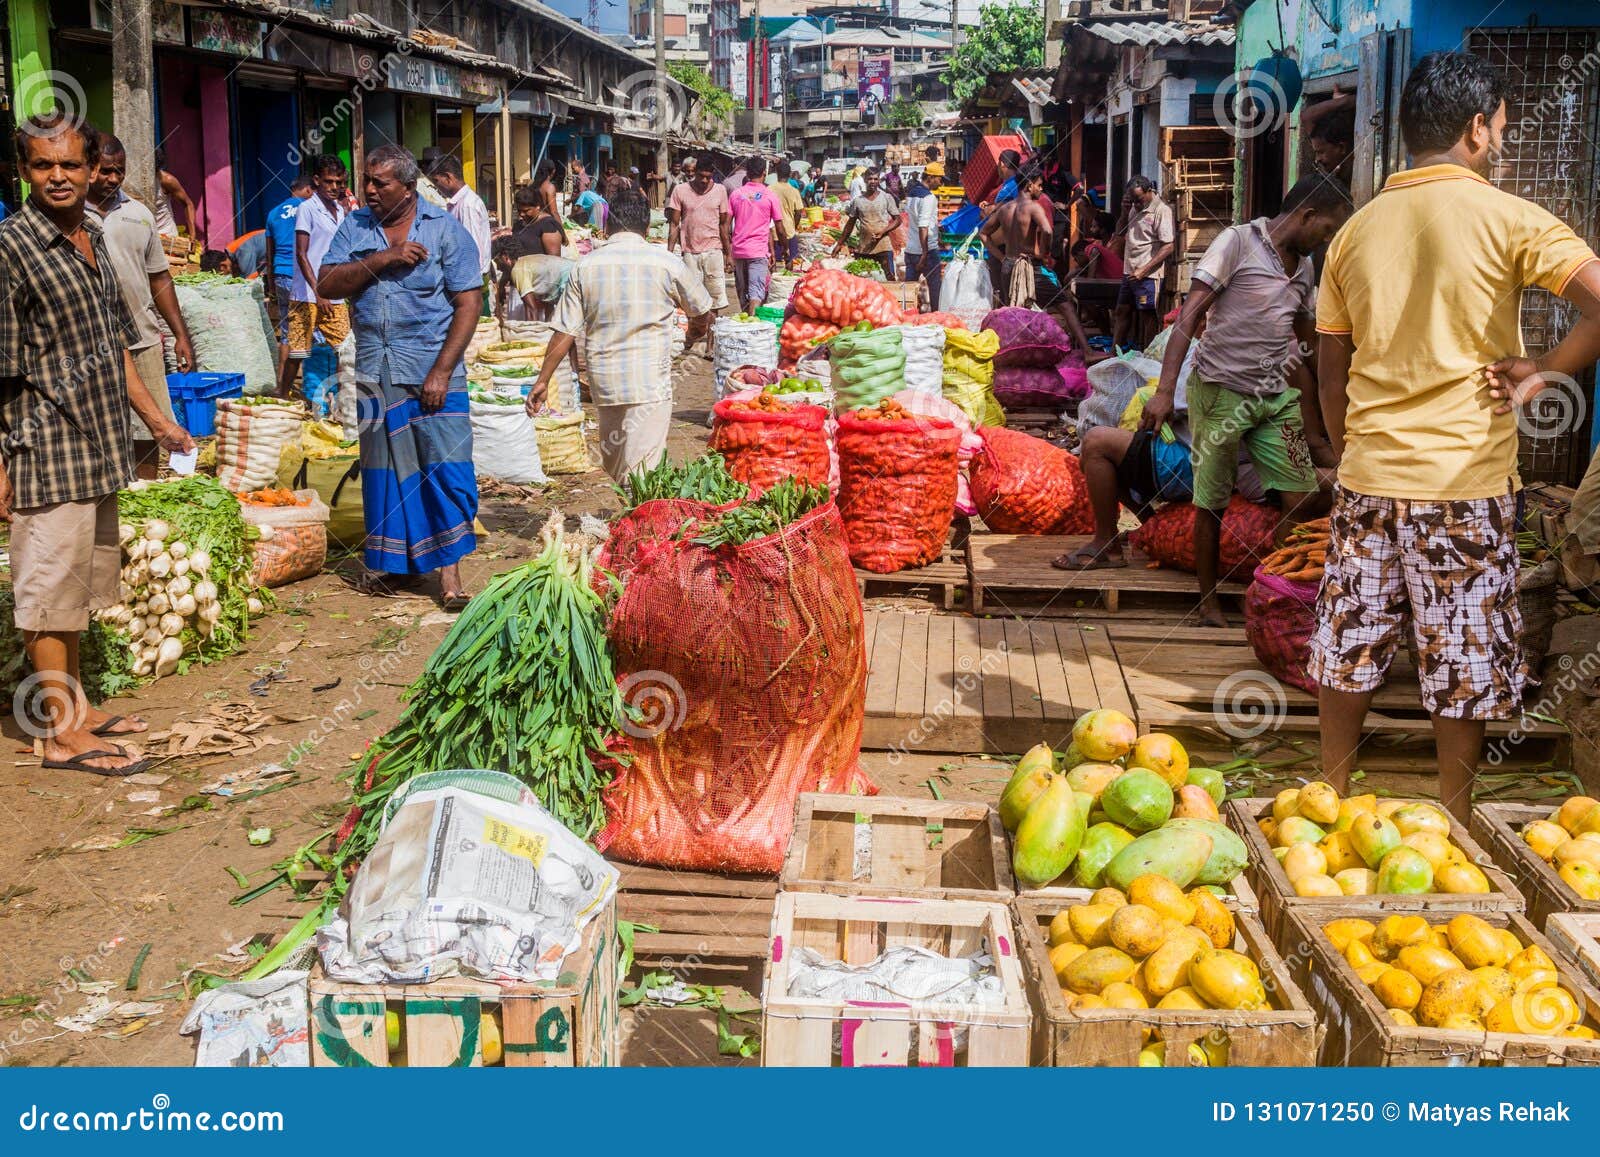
top-left (159, 613), bottom-right (184, 637)
top-left (127, 617), bottom-right (147, 638)
top-left (141, 625), bottom-right (163, 647)
top-left (119, 581), bottom-right (134, 602)
top-left (169, 541), bottom-right (189, 560)
top-left (246, 597), bottom-right (264, 616)
top-left (189, 550), bottom-right (212, 575)
top-left (154, 637), bottom-right (184, 677)
top-left (174, 594), bottom-right (197, 617)
top-left (147, 552), bottom-right (172, 578)
top-left (172, 558), bottom-right (190, 577)
top-left (118, 522), bottom-right (136, 545)
top-left (115, 607), bottom-right (134, 626)
top-left (255, 525), bottom-right (276, 543)
top-left (144, 519), bottom-right (170, 542)
top-left (202, 602), bottom-right (225, 624)
top-left (166, 574), bottom-right (192, 598)
top-left (147, 593), bottom-right (170, 616)
top-left (192, 580), bottom-right (218, 605)
top-left (132, 657), bottom-right (153, 677)
top-left (127, 537), bottom-right (148, 561)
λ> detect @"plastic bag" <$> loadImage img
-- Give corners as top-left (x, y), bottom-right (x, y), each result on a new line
top-left (600, 501), bottom-right (874, 873)
top-left (470, 397), bottom-right (549, 485)
top-left (830, 327), bottom-right (907, 410)
top-left (1245, 566), bottom-right (1321, 695)
top-left (176, 279), bottom-right (278, 395)
top-left (968, 426), bottom-right (1088, 535)
top-left (836, 409), bottom-right (961, 572)
top-left (939, 234), bottom-right (993, 331)
top-left (780, 315), bottom-right (842, 362)
top-left (890, 324), bottom-right (947, 396)
top-left (982, 307), bottom-right (1072, 368)
top-left (1130, 496), bottom-right (1280, 577)
top-left (497, 320), bottom-right (578, 411)
top-left (710, 397), bottom-right (831, 490)
top-left (791, 268), bottom-right (902, 328)
top-left (240, 488), bottom-right (330, 588)
top-left (942, 327), bottom-right (1005, 428)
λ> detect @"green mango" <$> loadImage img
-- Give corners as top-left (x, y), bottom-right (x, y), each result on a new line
top-left (1012, 777), bottom-right (1087, 890)
top-left (1073, 822), bottom-right (1138, 890)
top-left (1100, 769), bottom-right (1174, 833)
top-left (1160, 818), bottom-right (1248, 886)
top-left (1104, 827), bottom-right (1214, 892)
top-left (998, 744), bottom-right (1055, 832)
top-left (1186, 767), bottom-right (1226, 807)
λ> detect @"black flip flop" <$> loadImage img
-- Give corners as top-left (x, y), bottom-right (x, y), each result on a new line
top-left (441, 591), bottom-right (472, 613)
top-left (90, 715), bottom-right (146, 738)
top-left (42, 747), bottom-right (152, 778)
top-left (1051, 547), bottom-right (1128, 572)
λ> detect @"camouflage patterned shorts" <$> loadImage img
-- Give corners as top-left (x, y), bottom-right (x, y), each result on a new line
top-left (1307, 488), bottom-right (1526, 719)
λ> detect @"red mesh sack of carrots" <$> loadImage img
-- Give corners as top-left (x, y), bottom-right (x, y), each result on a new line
top-left (791, 268), bottom-right (902, 328)
top-left (1058, 452), bottom-right (1096, 535)
top-left (968, 426), bottom-right (1089, 535)
top-left (599, 501), bottom-right (874, 873)
top-left (835, 403), bottom-right (962, 572)
top-left (1129, 495), bottom-right (1280, 576)
top-left (1244, 566), bottom-right (1321, 695)
top-left (709, 395), bottom-right (831, 490)
top-left (901, 310), bottom-right (968, 330)
top-left (780, 314), bottom-right (841, 361)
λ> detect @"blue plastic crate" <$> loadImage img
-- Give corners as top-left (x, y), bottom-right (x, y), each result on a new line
top-left (167, 371), bottom-right (246, 438)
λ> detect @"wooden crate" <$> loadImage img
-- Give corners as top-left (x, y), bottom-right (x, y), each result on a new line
top-left (617, 864), bottom-right (775, 967)
top-left (1471, 802), bottom-right (1600, 931)
top-left (1227, 797), bottom-right (1523, 954)
top-left (1547, 912), bottom-right (1600, 991)
top-left (1285, 906), bottom-right (1600, 1066)
top-left (761, 892), bottom-right (1030, 1066)
top-left (1012, 893), bottom-right (1317, 1066)
top-left (781, 793), bottom-right (1015, 902)
top-left (855, 547), bottom-right (968, 610)
top-left (309, 903), bottom-right (618, 1067)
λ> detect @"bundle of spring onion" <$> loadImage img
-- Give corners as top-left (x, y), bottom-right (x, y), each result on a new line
top-left (259, 515), bottom-right (620, 938)
top-left (97, 477), bottom-right (265, 680)
top-left (615, 451), bottom-right (749, 512)
top-left (690, 476), bottom-right (830, 548)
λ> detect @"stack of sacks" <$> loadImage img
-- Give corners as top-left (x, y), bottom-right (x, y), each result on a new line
top-left (890, 324), bottom-right (947, 396)
top-left (490, 325), bottom-right (578, 412)
top-left (982, 307), bottom-right (1083, 410)
top-left (830, 326), bottom-right (906, 411)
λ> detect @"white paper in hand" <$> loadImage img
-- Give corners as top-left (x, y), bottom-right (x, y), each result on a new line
top-left (167, 449), bottom-right (198, 476)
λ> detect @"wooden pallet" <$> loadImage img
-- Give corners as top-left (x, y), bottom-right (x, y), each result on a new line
top-left (856, 546), bottom-right (968, 610)
top-left (860, 608), bottom-right (1136, 755)
top-left (968, 534), bottom-right (1246, 615)
top-left (616, 864), bottom-right (776, 968)
top-left (761, 893), bottom-right (1031, 1066)
top-left (308, 903), bottom-right (618, 1067)
top-left (1547, 912), bottom-right (1600, 992)
top-left (781, 793), bottom-right (1015, 902)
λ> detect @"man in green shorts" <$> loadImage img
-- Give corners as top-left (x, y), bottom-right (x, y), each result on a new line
top-left (1140, 173), bottom-right (1351, 626)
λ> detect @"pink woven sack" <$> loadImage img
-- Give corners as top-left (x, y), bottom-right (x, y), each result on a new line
top-left (1244, 566), bottom-right (1322, 695)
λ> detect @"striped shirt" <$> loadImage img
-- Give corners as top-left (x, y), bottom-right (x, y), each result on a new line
top-left (0, 201), bottom-right (136, 508)
top-left (551, 233), bottom-right (712, 406)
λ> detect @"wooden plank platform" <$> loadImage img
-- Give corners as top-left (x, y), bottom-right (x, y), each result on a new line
top-left (616, 864), bottom-right (775, 969)
top-left (859, 609), bottom-right (1135, 754)
top-left (856, 546), bottom-right (968, 610)
top-left (968, 534), bottom-right (1246, 616)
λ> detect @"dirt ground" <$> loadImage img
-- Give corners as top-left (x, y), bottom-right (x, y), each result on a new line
top-left (0, 356), bottom-right (982, 1068)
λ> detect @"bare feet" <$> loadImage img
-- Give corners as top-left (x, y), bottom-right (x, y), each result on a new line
top-left (1194, 596), bottom-right (1229, 629)
top-left (439, 563), bottom-right (470, 611)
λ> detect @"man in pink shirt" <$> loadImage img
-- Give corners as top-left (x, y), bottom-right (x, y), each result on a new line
top-left (727, 157), bottom-right (782, 312)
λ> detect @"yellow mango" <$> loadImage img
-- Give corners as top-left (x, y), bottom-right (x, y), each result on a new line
top-left (1335, 868), bottom-right (1377, 895)
top-left (1447, 914), bottom-right (1514, 969)
top-left (1061, 946), bottom-right (1139, 995)
top-left (1336, 793), bottom-right (1378, 830)
top-left (1106, 904), bottom-right (1167, 958)
top-left (1048, 910), bottom-right (1081, 947)
top-left (1558, 861), bottom-right (1600, 901)
top-left (1391, 803), bottom-right (1450, 838)
top-left (1066, 992), bottom-right (1106, 1010)
top-left (1271, 788), bottom-right (1302, 824)
top-left (1523, 819), bottom-right (1571, 861)
top-left (1188, 890), bottom-right (1235, 949)
top-left (1371, 914), bottom-right (1431, 961)
top-left (1389, 1009), bottom-right (1418, 1027)
top-left (1434, 860), bottom-right (1492, 895)
top-left (1140, 931), bottom-right (1208, 999)
top-left (1373, 968), bottom-right (1422, 1012)
top-left (1555, 795), bottom-right (1600, 835)
top-left (1258, 817), bottom-right (1279, 845)
top-left (1574, 803), bottom-right (1600, 836)
top-left (1485, 991), bottom-right (1573, 1036)
top-left (1516, 969), bottom-right (1561, 994)
top-left (1126, 875), bottom-right (1193, 924)
top-left (1049, 941), bottom-right (1089, 981)
top-left (1319, 830), bottom-right (1366, 875)
top-left (1417, 969), bottom-right (1481, 1028)
top-left (1322, 918), bottom-right (1376, 954)
top-left (1101, 981), bottom-right (1148, 1010)
top-left (1345, 938), bottom-right (1378, 969)
top-left (1438, 1012), bottom-right (1486, 1033)
top-left (1553, 838), bottom-right (1600, 873)
top-left (1156, 985), bottom-right (1208, 1011)
top-left (1189, 949), bottom-right (1264, 1011)
top-left (1090, 887), bottom-right (1129, 908)
top-left (1355, 961), bottom-right (1392, 986)
top-left (1067, 903), bottom-right (1117, 948)
top-left (1508, 944), bottom-right (1555, 978)
top-left (1296, 781), bottom-right (1341, 825)
top-left (1472, 967), bottom-right (1517, 1011)
top-left (1560, 1024), bottom-right (1599, 1040)
top-left (1397, 944), bottom-right (1468, 986)
top-left (1376, 800), bottom-right (1408, 818)
top-left (1401, 831), bottom-right (1455, 870)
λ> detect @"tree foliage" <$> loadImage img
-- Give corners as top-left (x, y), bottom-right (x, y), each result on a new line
top-left (946, 2), bottom-right (1045, 105)
top-left (667, 62), bottom-right (737, 137)
top-left (880, 97), bottom-right (925, 129)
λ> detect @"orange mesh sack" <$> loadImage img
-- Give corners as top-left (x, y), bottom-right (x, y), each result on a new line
top-left (709, 397), bottom-right (831, 490)
top-left (968, 426), bottom-right (1088, 534)
top-left (1129, 495), bottom-right (1279, 576)
top-left (598, 501), bottom-right (874, 873)
top-left (1058, 452), bottom-right (1096, 535)
top-left (594, 498), bottom-right (716, 597)
top-left (836, 409), bottom-right (961, 573)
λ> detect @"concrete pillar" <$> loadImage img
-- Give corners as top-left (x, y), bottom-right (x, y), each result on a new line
top-left (110, 0), bottom-right (158, 202)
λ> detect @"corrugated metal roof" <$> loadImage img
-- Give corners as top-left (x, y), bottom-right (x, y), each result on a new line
top-left (1012, 74), bottom-right (1057, 107)
top-left (1076, 20), bottom-right (1235, 47)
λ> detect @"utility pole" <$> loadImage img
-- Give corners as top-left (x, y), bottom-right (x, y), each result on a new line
top-left (1044, 0), bottom-right (1061, 69)
top-left (654, 0), bottom-right (669, 177)
top-left (111, 0), bottom-right (157, 203)
top-left (751, 0), bottom-right (761, 151)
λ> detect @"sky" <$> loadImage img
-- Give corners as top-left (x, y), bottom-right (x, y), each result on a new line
top-left (543, 0), bottom-right (629, 37)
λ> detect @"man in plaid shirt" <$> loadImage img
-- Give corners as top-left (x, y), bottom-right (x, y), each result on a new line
top-left (0, 112), bottom-right (194, 777)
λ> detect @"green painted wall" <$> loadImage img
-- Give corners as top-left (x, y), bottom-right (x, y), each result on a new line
top-left (53, 44), bottom-right (113, 131)
top-left (401, 97), bottom-right (433, 155)
top-left (8, 0), bottom-right (53, 120)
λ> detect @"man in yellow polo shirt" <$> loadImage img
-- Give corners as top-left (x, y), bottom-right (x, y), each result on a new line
top-left (1313, 51), bottom-right (1600, 820)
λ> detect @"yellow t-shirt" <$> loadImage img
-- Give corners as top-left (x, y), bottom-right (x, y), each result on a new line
top-left (1316, 163), bottom-right (1597, 500)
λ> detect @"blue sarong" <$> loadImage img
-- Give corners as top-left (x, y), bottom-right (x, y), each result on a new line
top-left (357, 370), bottom-right (478, 574)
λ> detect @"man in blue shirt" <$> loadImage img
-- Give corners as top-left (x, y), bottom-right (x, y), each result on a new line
top-left (319, 145), bottom-right (482, 609)
top-left (264, 174), bottom-right (311, 356)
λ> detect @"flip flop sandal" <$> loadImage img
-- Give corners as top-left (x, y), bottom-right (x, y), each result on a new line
top-left (41, 747), bottom-right (152, 778)
top-left (345, 571), bottom-right (421, 598)
top-left (1051, 547), bottom-right (1128, 572)
top-left (90, 715), bottom-right (146, 738)
top-left (441, 591), bottom-right (473, 612)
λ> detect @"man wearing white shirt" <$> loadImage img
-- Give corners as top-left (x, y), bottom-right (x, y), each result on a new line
top-left (277, 153), bottom-right (355, 400)
top-left (426, 155), bottom-right (492, 277)
top-left (901, 162), bottom-right (943, 309)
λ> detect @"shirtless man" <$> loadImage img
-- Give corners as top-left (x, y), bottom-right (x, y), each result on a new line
top-left (995, 166), bottom-right (1092, 352)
